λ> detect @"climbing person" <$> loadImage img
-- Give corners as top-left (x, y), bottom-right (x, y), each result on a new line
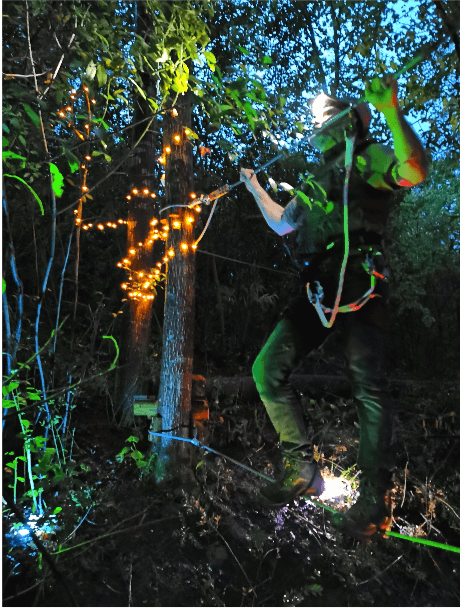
top-left (240, 75), bottom-right (428, 539)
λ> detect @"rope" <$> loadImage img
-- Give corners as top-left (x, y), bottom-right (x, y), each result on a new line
top-left (306, 128), bottom-right (356, 328)
top-left (197, 249), bottom-right (296, 276)
top-left (149, 431), bottom-right (460, 554)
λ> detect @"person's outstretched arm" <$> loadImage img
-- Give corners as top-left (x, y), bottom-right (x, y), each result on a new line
top-left (240, 168), bottom-right (294, 236)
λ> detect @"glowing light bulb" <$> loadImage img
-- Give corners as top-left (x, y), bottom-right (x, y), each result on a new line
top-left (117, 262), bottom-right (122, 267)
top-left (163, 256), bottom-right (168, 263)
top-left (186, 216), bottom-right (194, 224)
top-left (118, 219), bottom-right (124, 224)
top-left (132, 188), bottom-right (138, 195)
top-left (143, 188), bottom-right (149, 195)
top-left (91, 99), bottom-right (96, 104)
top-left (121, 283), bottom-right (128, 289)
top-left (126, 195), bottom-right (132, 200)
top-left (59, 111), bottom-right (65, 117)
top-left (150, 219), bottom-right (158, 226)
top-left (84, 124), bottom-right (89, 129)
top-left (195, 205), bottom-right (202, 213)
top-left (165, 146), bottom-right (171, 154)
top-left (180, 242), bottom-right (188, 252)
top-left (82, 186), bottom-right (89, 192)
top-left (158, 156), bottom-right (165, 164)
top-left (185, 128), bottom-right (190, 136)
top-left (123, 258), bottom-right (129, 264)
top-left (171, 108), bottom-right (178, 117)
top-left (83, 86), bottom-right (89, 92)
top-left (97, 224), bottom-right (104, 230)
top-left (191, 243), bottom-right (198, 250)
top-left (190, 192), bottom-right (197, 199)
top-left (138, 242), bottom-right (143, 246)
top-left (83, 225), bottom-right (89, 230)
top-left (143, 281), bottom-right (150, 289)
top-left (85, 155), bottom-right (91, 161)
top-left (161, 174), bottom-right (165, 181)
top-left (138, 272), bottom-right (144, 277)
top-left (167, 248), bottom-right (175, 257)
top-left (150, 193), bottom-right (156, 198)
top-left (173, 134), bottom-right (181, 144)
top-left (172, 221), bottom-right (181, 229)
top-left (129, 248), bottom-right (136, 255)
top-left (156, 262), bottom-right (162, 268)
top-left (163, 225), bottom-right (169, 231)
top-left (65, 106), bottom-right (72, 112)
top-left (88, 223), bottom-right (93, 228)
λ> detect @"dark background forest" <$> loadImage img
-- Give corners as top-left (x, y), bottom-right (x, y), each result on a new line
top-left (2, 1), bottom-right (460, 606)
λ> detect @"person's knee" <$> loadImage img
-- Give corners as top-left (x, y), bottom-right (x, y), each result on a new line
top-left (252, 353), bottom-right (281, 402)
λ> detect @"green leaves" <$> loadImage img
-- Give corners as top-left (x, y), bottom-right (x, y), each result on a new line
top-left (21, 103), bottom-right (40, 129)
top-left (86, 60), bottom-right (97, 80)
top-left (50, 163), bottom-right (64, 197)
top-left (3, 174), bottom-right (44, 215)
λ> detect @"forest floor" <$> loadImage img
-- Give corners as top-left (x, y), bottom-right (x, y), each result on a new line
top-left (3, 371), bottom-right (460, 607)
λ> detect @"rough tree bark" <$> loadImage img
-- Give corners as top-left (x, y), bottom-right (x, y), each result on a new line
top-left (154, 88), bottom-right (197, 480)
top-left (116, 7), bottom-right (157, 424)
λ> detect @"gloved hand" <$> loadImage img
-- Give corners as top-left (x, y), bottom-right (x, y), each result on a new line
top-left (365, 75), bottom-right (399, 114)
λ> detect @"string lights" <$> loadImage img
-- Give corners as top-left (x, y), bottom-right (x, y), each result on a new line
top-left (61, 101), bottom-right (203, 303)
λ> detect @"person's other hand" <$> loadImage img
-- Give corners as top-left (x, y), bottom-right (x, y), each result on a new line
top-left (365, 75), bottom-right (399, 113)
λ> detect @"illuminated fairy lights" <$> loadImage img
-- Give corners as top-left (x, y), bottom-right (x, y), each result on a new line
top-left (117, 204), bottom-right (199, 302)
top-left (68, 114), bottom-right (201, 302)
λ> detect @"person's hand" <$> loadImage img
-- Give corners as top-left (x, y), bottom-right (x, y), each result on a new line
top-left (365, 75), bottom-right (399, 113)
top-left (240, 167), bottom-right (259, 190)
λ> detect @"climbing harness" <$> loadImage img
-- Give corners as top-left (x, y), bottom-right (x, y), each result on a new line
top-left (307, 252), bottom-right (388, 323)
top-left (149, 431), bottom-right (460, 554)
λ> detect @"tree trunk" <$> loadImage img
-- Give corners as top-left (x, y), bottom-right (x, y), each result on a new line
top-left (155, 89), bottom-right (197, 480)
top-left (116, 6), bottom-right (157, 424)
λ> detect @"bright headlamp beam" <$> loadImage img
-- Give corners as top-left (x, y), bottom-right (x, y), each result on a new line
top-left (311, 93), bottom-right (334, 128)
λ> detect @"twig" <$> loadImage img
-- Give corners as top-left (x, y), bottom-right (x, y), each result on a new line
top-left (401, 460), bottom-right (409, 508)
top-left (128, 555), bottom-right (133, 607)
top-left (216, 530), bottom-right (257, 597)
top-left (53, 516), bottom-right (178, 554)
top-left (356, 555), bottom-right (403, 586)
top-left (436, 496), bottom-right (460, 522)
top-left (3, 71), bottom-right (48, 78)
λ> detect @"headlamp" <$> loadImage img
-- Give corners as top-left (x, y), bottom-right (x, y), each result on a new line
top-left (309, 93), bottom-right (371, 153)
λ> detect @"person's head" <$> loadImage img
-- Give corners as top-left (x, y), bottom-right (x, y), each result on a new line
top-left (309, 93), bottom-right (371, 154)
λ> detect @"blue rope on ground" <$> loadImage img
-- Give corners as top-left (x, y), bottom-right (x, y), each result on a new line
top-left (149, 431), bottom-right (460, 554)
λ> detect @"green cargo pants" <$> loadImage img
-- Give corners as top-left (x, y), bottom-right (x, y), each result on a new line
top-left (252, 292), bottom-right (394, 474)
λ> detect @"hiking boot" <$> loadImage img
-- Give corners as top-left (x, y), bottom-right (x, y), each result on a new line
top-left (331, 474), bottom-right (392, 540)
top-left (260, 455), bottom-right (325, 507)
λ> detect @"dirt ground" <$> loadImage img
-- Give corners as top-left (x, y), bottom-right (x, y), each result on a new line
top-left (3, 376), bottom-right (460, 607)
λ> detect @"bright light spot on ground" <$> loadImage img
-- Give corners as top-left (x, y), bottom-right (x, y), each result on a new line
top-left (319, 475), bottom-right (351, 500)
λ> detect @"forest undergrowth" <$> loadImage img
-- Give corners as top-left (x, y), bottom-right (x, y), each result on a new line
top-left (3, 376), bottom-right (460, 607)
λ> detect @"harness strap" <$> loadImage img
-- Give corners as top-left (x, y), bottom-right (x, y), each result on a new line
top-left (306, 256), bottom-right (387, 327)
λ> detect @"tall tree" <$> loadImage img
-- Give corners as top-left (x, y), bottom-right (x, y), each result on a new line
top-left (116, 3), bottom-right (159, 424)
top-left (155, 86), bottom-right (197, 477)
